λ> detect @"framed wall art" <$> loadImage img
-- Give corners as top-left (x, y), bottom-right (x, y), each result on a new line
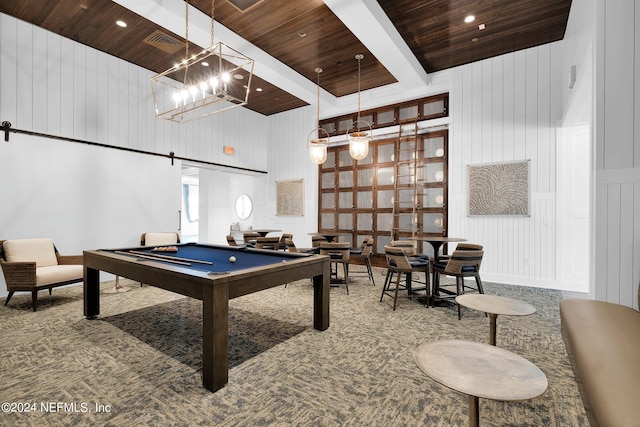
top-left (468, 160), bottom-right (530, 216)
top-left (276, 179), bottom-right (304, 216)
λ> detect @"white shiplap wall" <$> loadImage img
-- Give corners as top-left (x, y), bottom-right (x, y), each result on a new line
top-left (592, 0), bottom-right (640, 308)
top-left (0, 13), bottom-right (271, 297)
top-left (447, 43), bottom-right (565, 289)
top-left (0, 13), bottom-right (269, 172)
top-left (265, 106), bottom-right (320, 248)
top-left (269, 41), bottom-right (570, 289)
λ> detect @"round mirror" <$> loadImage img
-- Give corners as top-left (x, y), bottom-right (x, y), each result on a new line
top-left (235, 194), bottom-right (252, 219)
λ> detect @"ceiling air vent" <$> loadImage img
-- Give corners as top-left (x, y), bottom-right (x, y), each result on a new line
top-left (143, 30), bottom-right (183, 54)
top-left (227, 0), bottom-right (263, 13)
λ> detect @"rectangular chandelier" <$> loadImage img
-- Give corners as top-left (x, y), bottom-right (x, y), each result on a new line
top-left (151, 42), bottom-right (255, 123)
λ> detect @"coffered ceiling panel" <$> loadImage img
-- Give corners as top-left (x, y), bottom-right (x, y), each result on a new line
top-left (0, 0), bottom-right (572, 116)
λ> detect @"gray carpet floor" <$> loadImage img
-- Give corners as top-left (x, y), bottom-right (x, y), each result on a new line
top-left (0, 269), bottom-right (588, 426)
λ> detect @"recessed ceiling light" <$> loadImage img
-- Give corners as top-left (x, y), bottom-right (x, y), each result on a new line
top-left (116, 20), bottom-right (127, 28)
top-left (464, 15), bottom-right (475, 23)
top-left (478, 23), bottom-right (486, 30)
top-left (256, 88), bottom-right (263, 92)
top-left (472, 37), bottom-right (479, 42)
top-left (233, 74), bottom-right (244, 80)
top-left (201, 61), bottom-right (209, 66)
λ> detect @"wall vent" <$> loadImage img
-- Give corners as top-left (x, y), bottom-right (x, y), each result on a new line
top-left (143, 30), bottom-right (183, 54)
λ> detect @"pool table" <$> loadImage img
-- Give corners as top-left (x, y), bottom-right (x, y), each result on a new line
top-left (83, 242), bottom-right (330, 392)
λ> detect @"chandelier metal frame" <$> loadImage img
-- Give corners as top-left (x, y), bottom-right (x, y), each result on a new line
top-left (151, 0), bottom-right (255, 123)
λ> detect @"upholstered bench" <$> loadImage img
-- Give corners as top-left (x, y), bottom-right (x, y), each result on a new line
top-left (0, 238), bottom-right (83, 311)
top-left (560, 292), bottom-right (640, 426)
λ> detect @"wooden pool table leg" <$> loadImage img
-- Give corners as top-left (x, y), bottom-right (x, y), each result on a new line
top-left (313, 260), bottom-right (330, 331)
top-left (84, 265), bottom-right (100, 319)
top-left (202, 282), bottom-right (230, 392)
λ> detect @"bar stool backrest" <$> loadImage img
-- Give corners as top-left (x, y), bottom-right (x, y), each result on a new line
top-left (319, 242), bottom-right (350, 261)
top-left (255, 236), bottom-right (280, 250)
top-left (285, 238), bottom-right (298, 252)
top-left (453, 243), bottom-right (483, 251)
top-left (384, 245), bottom-right (413, 272)
top-left (390, 240), bottom-right (417, 256)
top-left (361, 238), bottom-right (374, 257)
top-left (444, 249), bottom-right (484, 274)
top-left (312, 235), bottom-right (327, 247)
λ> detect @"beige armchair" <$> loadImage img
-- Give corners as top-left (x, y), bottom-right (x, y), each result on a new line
top-left (1, 238), bottom-right (83, 311)
top-left (141, 232), bottom-right (180, 246)
top-left (107, 232), bottom-right (181, 293)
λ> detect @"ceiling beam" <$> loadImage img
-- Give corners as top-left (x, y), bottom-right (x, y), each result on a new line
top-left (322, 0), bottom-right (430, 89)
top-left (112, 0), bottom-right (429, 115)
top-left (112, 0), bottom-right (337, 109)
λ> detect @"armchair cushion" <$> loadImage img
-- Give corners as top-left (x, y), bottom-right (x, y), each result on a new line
top-left (37, 265), bottom-right (84, 286)
top-left (3, 238), bottom-right (58, 267)
top-left (142, 232), bottom-right (179, 246)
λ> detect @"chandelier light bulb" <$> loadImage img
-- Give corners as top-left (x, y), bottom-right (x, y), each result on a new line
top-left (189, 85), bottom-right (198, 102)
top-left (199, 81), bottom-right (208, 98)
top-left (173, 92), bottom-right (182, 108)
top-left (210, 77), bottom-right (219, 92)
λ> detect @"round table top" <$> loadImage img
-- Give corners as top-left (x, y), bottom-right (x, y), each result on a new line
top-left (455, 294), bottom-right (536, 317)
top-left (308, 231), bottom-right (352, 236)
top-left (410, 236), bottom-right (467, 243)
top-left (414, 340), bottom-right (547, 401)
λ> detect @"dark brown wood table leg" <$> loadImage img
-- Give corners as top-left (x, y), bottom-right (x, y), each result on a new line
top-left (202, 282), bottom-right (230, 392)
top-left (84, 266), bottom-right (100, 318)
top-left (313, 261), bottom-right (330, 331)
top-left (489, 313), bottom-right (498, 346)
top-left (469, 395), bottom-right (479, 427)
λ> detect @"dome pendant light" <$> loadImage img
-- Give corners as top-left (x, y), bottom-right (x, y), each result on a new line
top-left (347, 54), bottom-right (371, 161)
top-left (308, 67), bottom-right (329, 165)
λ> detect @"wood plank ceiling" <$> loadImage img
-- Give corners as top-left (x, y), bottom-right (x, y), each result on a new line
top-left (0, 0), bottom-right (572, 116)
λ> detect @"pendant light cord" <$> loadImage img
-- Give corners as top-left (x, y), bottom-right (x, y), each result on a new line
top-left (185, 1), bottom-right (189, 59)
top-left (357, 55), bottom-right (361, 122)
top-left (316, 68), bottom-right (322, 126)
top-left (354, 53), bottom-right (364, 130)
top-left (210, 0), bottom-right (215, 47)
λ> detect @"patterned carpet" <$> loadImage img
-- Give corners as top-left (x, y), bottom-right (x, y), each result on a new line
top-left (0, 269), bottom-right (588, 426)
